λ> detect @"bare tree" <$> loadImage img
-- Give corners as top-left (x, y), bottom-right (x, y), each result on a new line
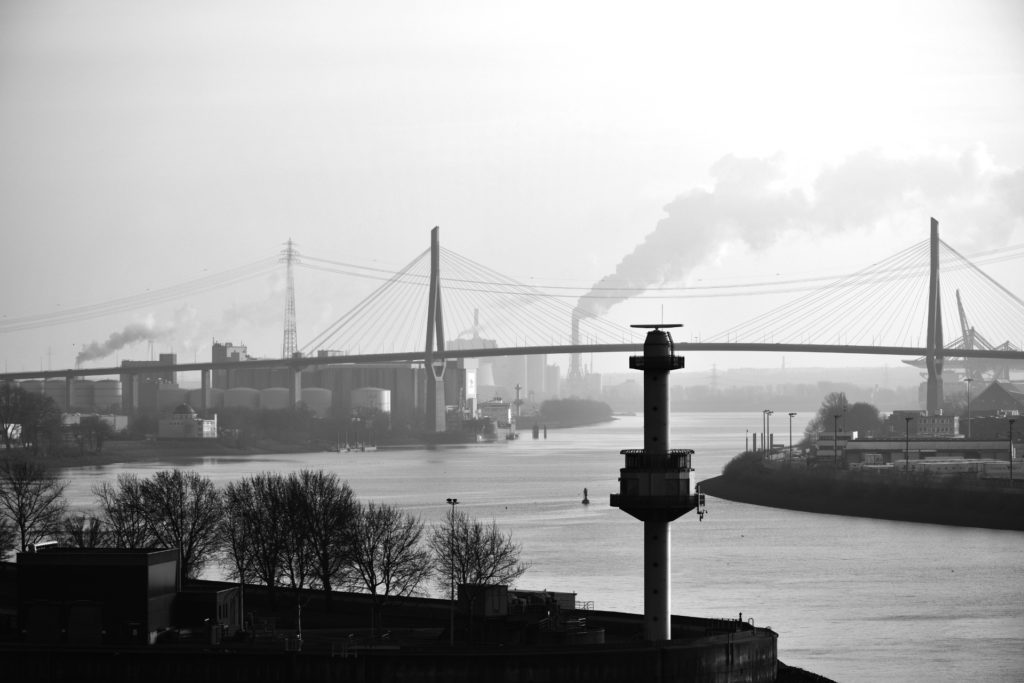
top-left (0, 386), bottom-right (62, 456)
top-left (0, 517), bottom-right (15, 560)
top-left (219, 478), bottom-right (259, 631)
top-left (0, 457), bottom-right (68, 550)
top-left (429, 509), bottom-right (529, 592)
top-left (290, 470), bottom-right (357, 596)
top-left (61, 513), bottom-right (105, 547)
top-left (0, 383), bottom-right (24, 451)
top-left (228, 473), bottom-right (290, 594)
top-left (140, 469), bottom-right (222, 579)
top-left (349, 501), bottom-right (430, 630)
top-left (94, 474), bottom-right (154, 548)
top-left (278, 474), bottom-right (315, 602)
top-left (74, 416), bottom-right (114, 455)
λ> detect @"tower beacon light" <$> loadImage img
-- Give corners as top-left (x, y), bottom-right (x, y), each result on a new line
top-left (610, 324), bottom-right (705, 642)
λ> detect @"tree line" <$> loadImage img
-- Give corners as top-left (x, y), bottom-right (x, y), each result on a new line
top-left (0, 459), bottom-right (528, 620)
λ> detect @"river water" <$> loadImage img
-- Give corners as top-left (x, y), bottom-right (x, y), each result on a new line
top-left (59, 413), bottom-right (1024, 682)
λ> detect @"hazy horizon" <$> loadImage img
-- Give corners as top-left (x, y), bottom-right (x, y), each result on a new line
top-left (2, 1), bottom-right (1023, 376)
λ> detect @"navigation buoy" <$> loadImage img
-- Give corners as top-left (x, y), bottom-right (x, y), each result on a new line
top-left (582, 487), bottom-right (590, 505)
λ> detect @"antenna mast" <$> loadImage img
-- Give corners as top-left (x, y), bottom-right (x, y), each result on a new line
top-left (281, 238), bottom-right (299, 357)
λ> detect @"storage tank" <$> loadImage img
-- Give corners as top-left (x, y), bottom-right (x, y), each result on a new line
top-left (224, 387), bottom-right (260, 410)
top-left (157, 386), bottom-right (189, 413)
top-left (301, 387), bottom-right (332, 418)
top-left (19, 380), bottom-right (43, 395)
top-left (260, 387), bottom-right (291, 411)
top-left (43, 379), bottom-right (66, 410)
top-left (477, 362), bottom-right (496, 387)
top-left (351, 387), bottom-right (391, 415)
top-left (71, 379), bottom-right (94, 411)
top-left (187, 388), bottom-right (224, 412)
top-left (93, 380), bottom-right (123, 412)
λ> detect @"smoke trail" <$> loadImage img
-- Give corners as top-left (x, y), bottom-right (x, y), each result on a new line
top-left (577, 148), bottom-right (1024, 316)
top-left (76, 321), bottom-right (171, 365)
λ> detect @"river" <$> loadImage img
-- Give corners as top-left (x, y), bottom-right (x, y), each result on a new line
top-left (59, 413), bottom-right (1024, 682)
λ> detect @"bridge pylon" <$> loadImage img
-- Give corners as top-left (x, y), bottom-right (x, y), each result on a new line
top-left (425, 226), bottom-right (446, 432)
top-left (926, 218), bottom-right (944, 414)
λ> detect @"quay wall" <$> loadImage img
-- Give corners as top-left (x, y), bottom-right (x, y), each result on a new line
top-left (1, 630), bottom-right (777, 683)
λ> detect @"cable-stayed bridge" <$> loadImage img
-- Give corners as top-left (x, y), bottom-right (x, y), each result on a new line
top-left (2, 220), bottom-right (1023, 423)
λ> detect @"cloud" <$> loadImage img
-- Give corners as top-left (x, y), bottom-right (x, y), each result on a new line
top-left (577, 148), bottom-right (1024, 316)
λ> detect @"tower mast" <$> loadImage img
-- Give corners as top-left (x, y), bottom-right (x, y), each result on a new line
top-left (610, 323), bottom-right (704, 641)
top-left (281, 238), bottom-right (299, 357)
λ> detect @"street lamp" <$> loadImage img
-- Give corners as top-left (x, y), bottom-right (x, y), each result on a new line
top-left (788, 412), bottom-right (797, 463)
top-left (904, 416), bottom-right (913, 473)
top-left (963, 377), bottom-right (974, 439)
top-left (761, 411), bottom-right (766, 457)
top-left (764, 409), bottom-right (774, 459)
top-left (833, 415), bottom-right (839, 468)
top-left (745, 429), bottom-right (749, 453)
top-left (445, 497), bottom-right (459, 645)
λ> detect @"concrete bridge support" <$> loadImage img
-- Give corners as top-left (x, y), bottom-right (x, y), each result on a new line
top-left (926, 218), bottom-right (944, 414)
top-left (424, 226), bottom-right (447, 433)
top-left (200, 369), bottom-right (210, 417)
top-left (288, 367), bottom-right (302, 410)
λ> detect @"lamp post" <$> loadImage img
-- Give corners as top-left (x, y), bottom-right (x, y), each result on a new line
top-left (745, 429), bottom-right (749, 453)
top-left (964, 377), bottom-right (974, 438)
top-left (1009, 419), bottom-right (1016, 484)
top-left (904, 416), bottom-right (913, 473)
top-left (764, 409), bottom-right (774, 459)
top-left (833, 414), bottom-right (840, 468)
top-left (761, 410), bottom-right (766, 457)
top-left (445, 497), bottom-right (459, 645)
top-left (788, 412), bottom-right (797, 463)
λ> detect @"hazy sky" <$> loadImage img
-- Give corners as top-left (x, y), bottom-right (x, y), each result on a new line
top-left (2, 0), bottom-right (1023, 375)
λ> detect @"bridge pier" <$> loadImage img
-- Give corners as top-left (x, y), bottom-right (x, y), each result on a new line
top-left (200, 369), bottom-right (210, 417)
top-left (288, 367), bottom-right (302, 410)
top-left (926, 217), bottom-right (944, 414)
top-left (424, 226), bottom-right (447, 433)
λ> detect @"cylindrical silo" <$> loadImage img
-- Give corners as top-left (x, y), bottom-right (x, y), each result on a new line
top-left (71, 380), bottom-right (94, 412)
top-left (158, 386), bottom-right (189, 413)
top-left (43, 379), bottom-right (66, 410)
top-left (20, 380), bottom-right (43, 395)
top-left (351, 387), bottom-right (391, 415)
top-left (224, 387), bottom-right (260, 410)
top-left (260, 387), bottom-right (291, 411)
top-left (187, 388), bottom-right (224, 412)
top-left (94, 380), bottom-right (122, 413)
top-left (301, 387), bottom-right (332, 418)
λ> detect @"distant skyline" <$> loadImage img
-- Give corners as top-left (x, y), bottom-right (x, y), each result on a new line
top-left (2, 0), bottom-right (1023, 376)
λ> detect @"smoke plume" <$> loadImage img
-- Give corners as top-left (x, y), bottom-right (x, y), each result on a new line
top-left (76, 320), bottom-right (171, 365)
top-left (578, 148), bottom-right (1024, 316)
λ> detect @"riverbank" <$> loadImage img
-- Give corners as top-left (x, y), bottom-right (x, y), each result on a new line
top-left (701, 459), bottom-right (1024, 531)
top-left (6, 439), bottom-right (316, 470)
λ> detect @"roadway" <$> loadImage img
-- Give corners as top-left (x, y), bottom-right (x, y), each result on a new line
top-left (2, 343), bottom-right (1024, 381)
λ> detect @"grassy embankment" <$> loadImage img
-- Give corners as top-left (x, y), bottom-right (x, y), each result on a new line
top-left (701, 451), bottom-right (1024, 531)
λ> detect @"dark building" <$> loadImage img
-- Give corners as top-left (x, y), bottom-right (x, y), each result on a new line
top-left (17, 548), bottom-right (180, 645)
top-left (971, 380), bottom-right (1024, 416)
